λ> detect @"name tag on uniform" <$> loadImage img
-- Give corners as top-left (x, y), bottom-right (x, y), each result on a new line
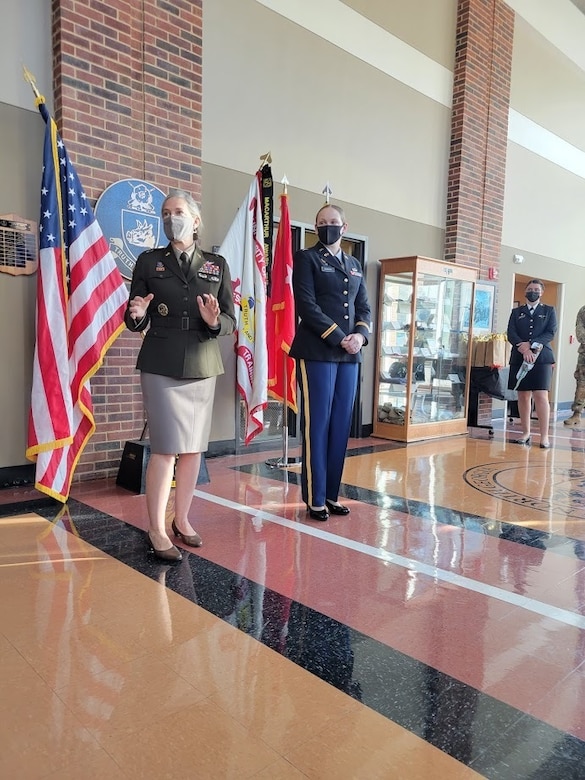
top-left (320, 266), bottom-right (335, 273)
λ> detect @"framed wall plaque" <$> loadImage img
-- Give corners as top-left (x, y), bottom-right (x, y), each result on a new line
top-left (0, 214), bottom-right (38, 276)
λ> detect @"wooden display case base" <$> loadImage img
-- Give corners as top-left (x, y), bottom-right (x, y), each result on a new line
top-left (373, 418), bottom-right (470, 442)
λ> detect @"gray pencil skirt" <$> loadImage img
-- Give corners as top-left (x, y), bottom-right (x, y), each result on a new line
top-left (141, 372), bottom-right (217, 455)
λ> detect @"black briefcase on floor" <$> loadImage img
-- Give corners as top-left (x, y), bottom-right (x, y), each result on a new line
top-left (116, 440), bottom-right (210, 494)
top-left (116, 439), bottom-right (151, 493)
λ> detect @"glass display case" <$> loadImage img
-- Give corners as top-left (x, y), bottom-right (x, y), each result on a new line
top-left (373, 256), bottom-right (477, 442)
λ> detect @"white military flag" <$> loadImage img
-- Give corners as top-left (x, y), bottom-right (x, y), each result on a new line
top-left (219, 173), bottom-right (268, 443)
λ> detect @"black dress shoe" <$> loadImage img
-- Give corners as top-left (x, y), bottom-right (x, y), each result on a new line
top-left (306, 505), bottom-right (329, 521)
top-left (325, 500), bottom-right (350, 515)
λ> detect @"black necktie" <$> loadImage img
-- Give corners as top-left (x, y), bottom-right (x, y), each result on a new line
top-left (529, 307), bottom-right (535, 316)
top-left (180, 251), bottom-right (190, 276)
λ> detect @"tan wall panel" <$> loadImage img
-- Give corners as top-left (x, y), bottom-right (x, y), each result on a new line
top-left (511, 17), bottom-right (585, 152)
top-left (0, 0), bottom-right (52, 111)
top-left (502, 144), bottom-right (585, 266)
top-left (0, 105), bottom-right (45, 468)
top-left (203, 0), bottom-right (451, 229)
top-left (343, 0), bottom-right (457, 69)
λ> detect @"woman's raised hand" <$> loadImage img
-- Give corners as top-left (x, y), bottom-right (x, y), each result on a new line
top-left (129, 292), bottom-right (154, 320)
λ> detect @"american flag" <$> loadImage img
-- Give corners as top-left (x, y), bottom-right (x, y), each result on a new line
top-left (25, 99), bottom-right (128, 502)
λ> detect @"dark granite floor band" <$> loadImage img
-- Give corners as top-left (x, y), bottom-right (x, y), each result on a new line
top-left (238, 461), bottom-right (584, 560)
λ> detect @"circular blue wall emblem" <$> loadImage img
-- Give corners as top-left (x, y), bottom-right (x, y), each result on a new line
top-left (95, 179), bottom-right (166, 279)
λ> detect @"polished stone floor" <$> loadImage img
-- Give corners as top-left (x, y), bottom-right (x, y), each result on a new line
top-left (1, 419), bottom-right (585, 778)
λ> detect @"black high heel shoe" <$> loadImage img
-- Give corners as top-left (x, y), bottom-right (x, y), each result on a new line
top-left (325, 499), bottom-right (350, 516)
top-left (306, 505), bottom-right (329, 521)
top-left (147, 533), bottom-right (182, 562)
top-left (171, 520), bottom-right (203, 548)
top-left (515, 436), bottom-right (531, 445)
top-left (539, 442), bottom-right (551, 449)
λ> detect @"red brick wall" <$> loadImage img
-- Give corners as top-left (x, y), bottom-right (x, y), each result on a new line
top-left (445, 0), bottom-right (514, 275)
top-left (51, 0), bottom-right (203, 482)
top-left (445, 0), bottom-right (514, 425)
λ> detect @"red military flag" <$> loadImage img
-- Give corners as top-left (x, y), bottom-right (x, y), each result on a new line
top-left (25, 94), bottom-right (128, 502)
top-left (267, 192), bottom-right (297, 412)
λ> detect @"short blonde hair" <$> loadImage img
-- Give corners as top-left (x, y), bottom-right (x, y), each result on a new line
top-left (315, 204), bottom-right (346, 223)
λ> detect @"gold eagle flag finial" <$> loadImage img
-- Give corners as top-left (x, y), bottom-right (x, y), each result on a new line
top-left (22, 65), bottom-right (45, 106)
top-left (259, 152), bottom-right (272, 170)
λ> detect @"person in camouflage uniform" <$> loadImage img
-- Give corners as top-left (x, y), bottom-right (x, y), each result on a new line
top-left (564, 305), bottom-right (585, 426)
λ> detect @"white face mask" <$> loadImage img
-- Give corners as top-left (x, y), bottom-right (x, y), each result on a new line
top-left (163, 214), bottom-right (194, 243)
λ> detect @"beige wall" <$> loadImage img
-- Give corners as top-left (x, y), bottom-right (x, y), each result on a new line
top-left (511, 17), bottom-right (585, 150)
top-left (344, 0), bottom-right (458, 69)
top-left (202, 0), bottom-right (453, 228)
top-left (0, 104), bottom-right (45, 468)
top-left (0, 0), bottom-right (51, 111)
top-left (0, 2), bottom-right (51, 468)
top-left (502, 146), bottom-right (585, 264)
top-left (4, 0), bottom-right (585, 470)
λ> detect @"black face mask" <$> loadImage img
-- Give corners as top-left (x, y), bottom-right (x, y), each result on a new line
top-left (525, 291), bottom-right (540, 303)
top-left (317, 224), bottom-right (343, 246)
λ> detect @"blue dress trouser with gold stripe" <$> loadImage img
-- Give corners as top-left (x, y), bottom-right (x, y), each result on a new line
top-left (298, 359), bottom-right (359, 508)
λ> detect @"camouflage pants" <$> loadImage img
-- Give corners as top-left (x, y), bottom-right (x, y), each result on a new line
top-left (572, 356), bottom-right (585, 413)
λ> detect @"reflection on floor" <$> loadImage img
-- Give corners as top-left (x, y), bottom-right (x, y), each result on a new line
top-left (2, 420), bottom-right (585, 778)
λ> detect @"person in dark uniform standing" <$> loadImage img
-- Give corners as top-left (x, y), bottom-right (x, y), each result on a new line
top-left (290, 204), bottom-right (371, 520)
top-left (507, 279), bottom-right (557, 448)
top-left (125, 189), bottom-right (236, 560)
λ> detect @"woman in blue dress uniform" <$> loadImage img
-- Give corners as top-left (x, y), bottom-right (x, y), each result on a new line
top-left (507, 279), bottom-right (557, 448)
top-left (290, 205), bottom-right (371, 520)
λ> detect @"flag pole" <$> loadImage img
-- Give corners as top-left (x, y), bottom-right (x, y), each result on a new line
top-left (266, 175), bottom-right (300, 470)
top-left (268, 350), bottom-right (300, 468)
